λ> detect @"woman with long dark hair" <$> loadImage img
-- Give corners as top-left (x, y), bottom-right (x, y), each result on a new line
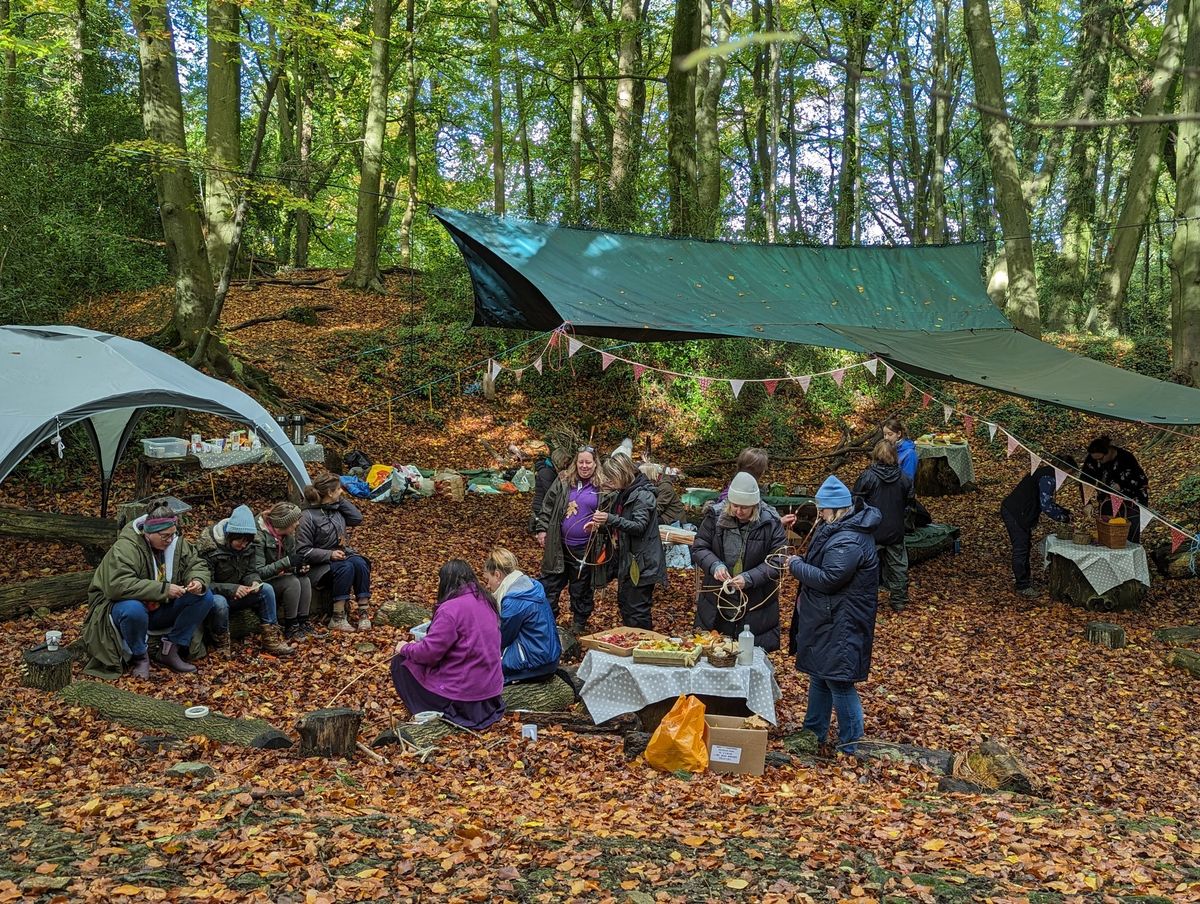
top-left (1081, 435), bottom-right (1148, 541)
top-left (535, 445), bottom-right (604, 632)
top-left (390, 560), bottom-right (505, 729)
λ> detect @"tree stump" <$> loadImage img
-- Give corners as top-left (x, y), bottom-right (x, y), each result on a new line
top-left (376, 599), bottom-right (432, 629)
top-left (60, 681), bottom-right (291, 748)
top-left (21, 646), bottom-right (73, 691)
top-left (1046, 554), bottom-right (1147, 611)
top-left (296, 707), bottom-right (363, 758)
top-left (1166, 649), bottom-right (1200, 678)
top-left (915, 456), bottom-right (965, 496)
top-left (503, 676), bottom-right (576, 713)
top-left (1085, 622), bottom-right (1127, 649)
top-left (951, 737), bottom-right (1042, 796)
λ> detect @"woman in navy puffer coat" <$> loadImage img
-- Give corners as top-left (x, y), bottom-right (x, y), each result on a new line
top-left (788, 476), bottom-right (881, 755)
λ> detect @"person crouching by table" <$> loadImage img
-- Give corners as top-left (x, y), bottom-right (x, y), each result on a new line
top-left (1000, 455), bottom-right (1077, 598)
top-left (788, 476), bottom-right (881, 756)
top-left (853, 440), bottom-right (915, 612)
top-left (81, 500), bottom-right (215, 679)
top-left (693, 471), bottom-right (788, 650)
top-left (199, 504), bottom-right (295, 657)
top-left (482, 547), bottom-right (562, 685)
top-left (298, 471), bottom-right (372, 632)
top-left (390, 559), bottom-right (506, 729)
top-left (255, 502), bottom-right (316, 642)
top-left (588, 454), bottom-right (665, 629)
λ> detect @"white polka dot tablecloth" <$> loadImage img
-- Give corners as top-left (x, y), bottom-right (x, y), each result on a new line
top-left (192, 443), bottom-right (325, 469)
top-left (1042, 534), bottom-right (1150, 595)
top-left (915, 441), bottom-right (975, 486)
top-left (576, 647), bottom-right (781, 726)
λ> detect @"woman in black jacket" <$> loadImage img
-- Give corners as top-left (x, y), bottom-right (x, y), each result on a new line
top-left (852, 440), bottom-right (915, 611)
top-left (588, 455), bottom-right (665, 629)
top-left (1082, 435), bottom-right (1148, 541)
top-left (789, 475), bottom-right (881, 756)
top-left (693, 471), bottom-right (787, 649)
top-left (298, 471), bottom-right (371, 633)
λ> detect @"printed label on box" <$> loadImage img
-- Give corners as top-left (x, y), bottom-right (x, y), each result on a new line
top-left (709, 744), bottom-right (743, 765)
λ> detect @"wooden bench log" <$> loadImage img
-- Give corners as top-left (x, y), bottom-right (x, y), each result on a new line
top-left (60, 681), bottom-right (292, 748)
top-left (21, 647), bottom-right (73, 691)
top-left (1047, 554), bottom-right (1147, 612)
top-left (1166, 649), bottom-right (1200, 678)
top-left (376, 599), bottom-right (433, 629)
top-left (1149, 541), bottom-right (1197, 579)
top-left (296, 707), bottom-right (363, 758)
top-left (0, 507), bottom-right (117, 565)
top-left (1154, 626), bottom-right (1200, 644)
top-left (0, 570), bottom-right (93, 621)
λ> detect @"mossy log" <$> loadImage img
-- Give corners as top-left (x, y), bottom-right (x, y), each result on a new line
top-left (1047, 554), bottom-right (1147, 612)
top-left (914, 456), bottom-right (966, 497)
top-left (376, 599), bottom-right (433, 629)
top-left (1165, 649), bottom-right (1200, 678)
top-left (228, 608), bottom-right (261, 641)
top-left (1085, 622), bottom-right (1127, 649)
top-left (296, 707), bottom-right (363, 758)
top-left (952, 737), bottom-right (1041, 796)
top-left (21, 647), bottom-right (73, 691)
top-left (60, 680), bottom-right (292, 749)
top-left (1154, 626), bottom-right (1200, 644)
top-left (0, 571), bottom-right (93, 622)
top-left (394, 677), bottom-right (578, 749)
top-left (0, 506), bottom-right (117, 565)
top-left (557, 626), bottom-right (581, 662)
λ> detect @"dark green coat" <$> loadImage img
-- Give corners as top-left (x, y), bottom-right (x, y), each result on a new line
top-left (254, 515), bottom-right (298, 581)
top-left (81, 520), bottom-right (211, 678)
top-left (196, 519), bottom-right (261, 596)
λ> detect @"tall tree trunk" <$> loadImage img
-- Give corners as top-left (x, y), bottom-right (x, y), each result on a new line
top-left (963, 0), bottom-right (1041, 335)
top-left (295, 51), bottom-right (313, 268)
top-left (205, 0), bottom-right (241, 275)
top-left (130, 0), bottom-right (216, 346)
top-left (569, 59), bottom-right (583, 222)
top-left (607, 0), bottom-right (641, 229)
top-left (1171, 0), bottom-right (1200, 386)
top-left (835, 2), bottom-right (874, 245)
top-left (515, 72), bottom-right (536, 218)
top-left (765, 0), bottom-right (780, 241)
top-left (1014, 0), bottom-right (1041, 169)
top-left (342, 0), bottom-right (392, 291)
top-left (489, 0), bottom-right (505, 215)
top-left (927, 0), bottom-right (951, 243)
top-left (785, 57), bottom-right (800, 237)
top-left (667, 0), bottom-right (700, 235)
top-left (1096, 0), bottom-right (1186, 331)
top-left (1, 0), bottom-right (20, 135)
top-left (274, 27), bottom-right (296, 265)
top-left (750, 0), bottom-right (773, 241)
top-left (1055, 0), bottom-right (1114, 331)
top-left (695, 0), bottom-right (729, 238)
top-left (398, 0), bottom-right (417, 268)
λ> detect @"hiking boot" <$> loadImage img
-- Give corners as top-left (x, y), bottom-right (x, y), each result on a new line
top-left (298, 618), bottom-right (323, 639)
top-left (357, 615), bottom-right (373, 632)
top-left (284, 621), bottom-right (306, 642)
top-left (128, 653), bottom-right (150, 680)
top-left (260, 623), bottom-right (296, 657)
top-left (570, 620), bottom-right (589, 636)
top-left (210, 632), bottom-right (232, 656)
top-left (329, 616), bottom-right (356, 633)
top-left (1017, 586), bottom-right (1040, 598)
top-left (890, 601), bottom-right (907, 613)
top-left (154, 639), bottom-right (197, 673)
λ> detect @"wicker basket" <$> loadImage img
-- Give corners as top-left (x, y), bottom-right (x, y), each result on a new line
top-left (704, 650), bottom-right (737, 669)
top-left (1054, 524), bottom-right (1074, 541)
top-left (1096, 517), bottom-right (1130, 549)
top-left (1072, 529), bottom-right (1092, 545)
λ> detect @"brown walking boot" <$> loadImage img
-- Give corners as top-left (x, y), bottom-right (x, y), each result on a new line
top-left (154, 639), bottom-right (197, 673)
top-left (209, 632), bottom-right (232, 656)
top-left (259, 623), bottom-right (296, 657)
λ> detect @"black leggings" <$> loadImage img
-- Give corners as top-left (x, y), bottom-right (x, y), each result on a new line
top-left (328, 555), bottom-right (371, 602)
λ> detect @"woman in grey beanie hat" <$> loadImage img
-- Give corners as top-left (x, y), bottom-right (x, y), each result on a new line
top-left (256, 502), bottom-right (315, 641)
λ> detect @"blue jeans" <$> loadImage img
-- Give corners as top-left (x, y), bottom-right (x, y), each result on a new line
top-left (111, 590), bottom-right (215, 656)
top-left (209, 582), bottom-right (279, 634)
top-left (803, 676), bottom-right (865, 753)
top-left (328, 555), bottom-right (371, 603)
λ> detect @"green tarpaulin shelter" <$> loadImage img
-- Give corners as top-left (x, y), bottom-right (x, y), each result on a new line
top-left (434, 207), bottom-right (1200, 425)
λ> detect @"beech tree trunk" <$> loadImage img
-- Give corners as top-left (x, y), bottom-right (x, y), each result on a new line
top-left (963, 0), bottom-right (1041, 336)
top-left (488, 0), bottom-right (505, 215)
top-left (342, 0), bottom-right (392, 291)
top-left (695, 0), bottom-right (729, 238)
top-left (0, 0), bottom-right (19, 135)
top-left (1095, 0), bottom-right (1186, 331)
top-left (205, 0), bottom-right (241, 275)
top-left (835, 3), bottom-right (874, 245)
top-left (0, 571), bottom-right (93, 621)
top-left (398, 0), bottom-right (418, 268)
top-left (568, 11), bottom-right (584, 223)
top-left (927, 0), bottom-right (952, 242)
top-left (1171, 0), bottom-right (1200, 386)
top-left (607, 0), bottom-right (642, 229)
top-left (516, 73), bottom-right (536, 218)
top-left (667, 0), bottom-right (700, 236)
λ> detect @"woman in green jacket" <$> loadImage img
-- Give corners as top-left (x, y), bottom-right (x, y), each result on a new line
top-left (81, 500), bottom-right (214, 679)
top-left (255, 502), bottom-right (316, 641)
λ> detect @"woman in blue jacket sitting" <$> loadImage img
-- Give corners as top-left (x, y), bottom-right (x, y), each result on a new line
top-left (788, 475), bottom-right (881, 756)
top-left (482, 547), bottom-right (562, 684)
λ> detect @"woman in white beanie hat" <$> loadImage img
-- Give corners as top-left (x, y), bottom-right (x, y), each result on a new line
top-left (692, 472), bottom-right (788, 649)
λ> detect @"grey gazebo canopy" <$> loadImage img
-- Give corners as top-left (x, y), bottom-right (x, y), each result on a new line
top-left (0, 325), bottom-right (311, 514)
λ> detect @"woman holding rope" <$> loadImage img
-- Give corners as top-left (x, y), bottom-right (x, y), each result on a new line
top-left (535, 445), bottom-right (605, 633)
top-left (692, 472), bottom-right (788, 650)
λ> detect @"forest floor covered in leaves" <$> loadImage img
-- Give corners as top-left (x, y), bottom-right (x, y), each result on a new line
top-left (1, 276), bottom-right (1199, 902)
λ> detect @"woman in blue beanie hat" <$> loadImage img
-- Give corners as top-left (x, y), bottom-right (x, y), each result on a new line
top-left (788, 474), bottom-right (881, 755)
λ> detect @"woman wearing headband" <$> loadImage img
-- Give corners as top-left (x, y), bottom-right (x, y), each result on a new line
top-left (81, 500), bottom-right (215, 679)
top-left (693, 472), bottom-right (788, 650)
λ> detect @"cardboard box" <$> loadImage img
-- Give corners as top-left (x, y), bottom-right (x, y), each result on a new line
top-left (704, 714), bottom-right (767, 776)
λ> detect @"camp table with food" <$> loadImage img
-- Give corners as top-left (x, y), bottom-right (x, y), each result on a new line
top-left (1042, 519), bottom-right (1151, 611)
top-left (575, 629), bottom-right (782, 728)
top-left (914, 433), bottom-right (976, 495)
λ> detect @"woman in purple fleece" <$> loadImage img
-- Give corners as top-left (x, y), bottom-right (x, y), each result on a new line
top-left (390, 560), bottom-right (505, 729)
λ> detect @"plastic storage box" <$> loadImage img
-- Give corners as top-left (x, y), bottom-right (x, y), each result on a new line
top-left (141, 437), bottom-right (188, 458)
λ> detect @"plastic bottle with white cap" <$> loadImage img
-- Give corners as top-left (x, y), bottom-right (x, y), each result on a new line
top-left (737, 625), bottom-right (755, 665)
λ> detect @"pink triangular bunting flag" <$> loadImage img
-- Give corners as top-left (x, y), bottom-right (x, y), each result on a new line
top-left (763, 379), bottom-right (779, 396)
top-left (548, 331), bottom-right (560, 349)
top-left (831, 368), bottom-right (846, 387)
top-left (488, 359), bottom-right (503, 380)
top-left (921, 392), bottom-right (932, 409)
top-left (730, 379), bottom-right (745, 398)
top-left (1110, 493), bottom-right (1124, 517)
top-left (633, 363), bottom-right (646, 380)
top-left (1029, 451), bottom-right (1041, 474)
top-left (1171, 527), bottom-right (1188, 553)
top-left (1053, 467), bottom-right (1067, 490)
top-left (796, 375), bottom-right (811, 394)
top-left (987, 423), bottom-right (998, 441)
top-left (1006, 433), bottom-right (1018, 457)
top-left (863, 358), bottom-right (878, 376)
top-left (943, 404), bottom-right (953, 424)
top-left (601, 352), bottom-right (615, 370)
top-left (963, 414), bottom-right (975, 436)
top-left (885, 364), bottom-right (895, 384)
top-left (903, 381), bottom-right (912, 399)
top-left (567, 337), bottom-right (581, 357)
top-left (533, 356), bottom-right (543, 374)
top-left (698, 376), bottom-right (712, 393)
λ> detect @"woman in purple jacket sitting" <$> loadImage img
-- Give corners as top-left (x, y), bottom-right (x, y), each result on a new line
top-left (390, 560), bottom-right (506, 729)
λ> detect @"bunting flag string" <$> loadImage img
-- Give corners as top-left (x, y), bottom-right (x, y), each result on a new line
top-left (730, 379), bottom-right (745, 399)
top-left (943, 404), bottom-right (953, 424)
top-left (1029, 451), bottom-right (1042, 474)
top-left (831, 368), bottom-right (846, 387)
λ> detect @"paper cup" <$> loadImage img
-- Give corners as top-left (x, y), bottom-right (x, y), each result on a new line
top-left (306, 434), bottom-right (316, 445)
top-left (44, 630), bottom-right (62, 651)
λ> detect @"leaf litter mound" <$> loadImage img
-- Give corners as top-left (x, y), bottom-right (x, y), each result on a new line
top-left (0, 277), bottom-right (1198, 901)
